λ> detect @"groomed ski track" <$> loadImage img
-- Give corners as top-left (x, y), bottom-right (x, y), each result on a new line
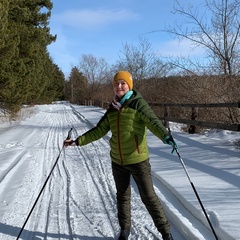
top-left (0, 103), bottom-right (229, 240)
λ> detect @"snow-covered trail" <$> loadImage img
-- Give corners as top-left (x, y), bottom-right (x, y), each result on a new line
top-left (0, 103), bottom-right (185, 240)
top-left (0, 103), bottom-right (239, 240)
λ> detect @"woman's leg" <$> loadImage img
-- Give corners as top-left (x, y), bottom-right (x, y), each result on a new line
top-left (129, 160), bottom-right (170, 236)
top-left (112, 162), bottom-right (131, 230)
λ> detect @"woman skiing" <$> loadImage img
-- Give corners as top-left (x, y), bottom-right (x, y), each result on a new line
top-left (64, 70), bottom-right (176, 240)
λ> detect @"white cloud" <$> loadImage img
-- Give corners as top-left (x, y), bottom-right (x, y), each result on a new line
top-left (53, 8), bottom-right (140, 30)
top-left (156, 38), bottom-right (206, 58)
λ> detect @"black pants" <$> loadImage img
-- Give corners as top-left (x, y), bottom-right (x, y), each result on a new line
top-left (112, 159), bottom-right (170, 235)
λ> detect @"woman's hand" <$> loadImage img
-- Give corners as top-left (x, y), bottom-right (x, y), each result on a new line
top-left (64, 139), bottom-right (77, 147)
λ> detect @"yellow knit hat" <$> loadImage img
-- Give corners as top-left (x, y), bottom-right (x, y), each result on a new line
top-left (113, 71), bottom-right (133, 90)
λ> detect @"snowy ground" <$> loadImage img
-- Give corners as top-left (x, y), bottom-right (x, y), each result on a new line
top-left (0, 102), bottom-right (239, 240)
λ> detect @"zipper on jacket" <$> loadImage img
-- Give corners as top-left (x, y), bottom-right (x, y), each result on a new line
top-left (117, 110), bottom-right (124, 165)
top-left (134, 135), bottom-right (140, 154)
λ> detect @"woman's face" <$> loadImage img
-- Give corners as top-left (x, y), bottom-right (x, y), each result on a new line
top-left (113, 80), bottom-right (130, 98)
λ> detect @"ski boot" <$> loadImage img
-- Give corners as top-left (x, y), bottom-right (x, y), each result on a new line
top-left (118, 229), bottom-right (130, 240)
top-left (163, 233), bottom-right (174, 240)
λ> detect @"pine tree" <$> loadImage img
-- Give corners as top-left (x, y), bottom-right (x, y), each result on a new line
top-left (0, 0), bottom-right (64, 113)
top-left (0, 0), bottom-right (24, 112)
top-left (67, 67), bottom-right (87, 103)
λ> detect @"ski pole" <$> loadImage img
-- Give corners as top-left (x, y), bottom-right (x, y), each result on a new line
top-left (16, 128), bottom-right (73, 240)
top-left (168, 128), bottom-right (219, 240)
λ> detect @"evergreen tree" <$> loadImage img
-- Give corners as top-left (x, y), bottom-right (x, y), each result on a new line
top-left (38, 59), bottom-right (65, 103)
top-left (0, 0), bottom-right (64, 113)
top-left (0, 0), bottom-right (24, 112)
top-left (67, 67), bottom-right (87, 103)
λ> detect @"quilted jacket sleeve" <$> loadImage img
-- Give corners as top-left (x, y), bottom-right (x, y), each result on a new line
top-left (76, 112), bottom-right (110, 146)
top-left (135, 97), bottom-right (168, 141)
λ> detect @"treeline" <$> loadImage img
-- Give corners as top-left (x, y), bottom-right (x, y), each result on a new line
top-left (1, 0), bottom-right (240, 127)
top-left (64, 0), bottom-right (240, 125)
top-left (0, 0), bottom-right (65, 114)
top-left (64, 63), bottom-right (240, 125)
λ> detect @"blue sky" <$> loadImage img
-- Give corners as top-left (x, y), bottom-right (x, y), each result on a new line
top-left (47, 0), bottom-right (205, 76)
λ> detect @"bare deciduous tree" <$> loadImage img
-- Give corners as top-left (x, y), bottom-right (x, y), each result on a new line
top-left (79, 54), bottom-right (112, 101)
top-left (167, 0), bottom-right (240, 76)
top-left (114, 37), bottom-right (172, 91)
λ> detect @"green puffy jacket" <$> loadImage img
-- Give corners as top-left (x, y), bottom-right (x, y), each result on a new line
top-left (77, 90), bottom-right (168, 165)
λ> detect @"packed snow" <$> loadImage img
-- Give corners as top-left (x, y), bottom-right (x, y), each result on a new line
top-left (0, 102), bottom-right (239, 240)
